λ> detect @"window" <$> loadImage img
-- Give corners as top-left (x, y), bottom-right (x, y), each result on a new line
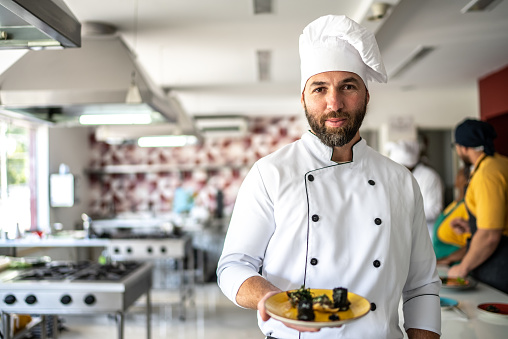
top-left (0, 117), bottom-right (39, 238)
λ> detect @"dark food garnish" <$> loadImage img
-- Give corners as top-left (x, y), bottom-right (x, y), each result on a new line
top-left (329, 314), bottom-right (340, 321)
top-left (297, 299), bottom-right (315, 321)
top-left (333, 287), bottom-right (351, 311)
top-left (287, 285), bottom-right (313, 307)
top-left (313, 294), bottom-right (334, 308)
top-left (485, 305), bottom-right (501, 313)
top-left (288, 285), bottom-right (351, 320)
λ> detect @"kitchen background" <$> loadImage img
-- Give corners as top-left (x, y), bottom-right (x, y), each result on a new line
top-left (0, 1), bottom-right (507, 337)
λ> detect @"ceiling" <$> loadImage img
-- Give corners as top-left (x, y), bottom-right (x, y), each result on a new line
top-left (2, 0), bottom-right (508, 126)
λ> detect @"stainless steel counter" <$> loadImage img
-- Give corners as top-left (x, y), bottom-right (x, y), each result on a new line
top-left (0, 237), bottom-right (110, 248)
top-left (0, 234), bottom-right (195, 320)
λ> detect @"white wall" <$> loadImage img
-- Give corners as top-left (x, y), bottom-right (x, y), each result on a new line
top-left (48, 126), bottom-right (92, 230)
top-left (363, 83), bottom-right (480, 130)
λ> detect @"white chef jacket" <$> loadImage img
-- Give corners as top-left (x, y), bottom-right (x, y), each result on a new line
top-left (217, 132), bottom-right (441, 339)
top-left (411, 163), bottom-right (444, 238)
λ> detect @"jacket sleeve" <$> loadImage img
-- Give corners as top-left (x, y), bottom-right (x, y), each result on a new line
top-left (419, 166), bottom-right (444, 221)
top-left (402, 176), bottom-right (442, 335)
top-left (216, 163), bottom-right (276, 306)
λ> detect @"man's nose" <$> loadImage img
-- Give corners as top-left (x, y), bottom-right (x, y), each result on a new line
top-left (326, 90), bottom-right (344, 111)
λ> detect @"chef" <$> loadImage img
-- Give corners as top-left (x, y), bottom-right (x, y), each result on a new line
top-left (217, 15), bottom-right (441, 339)
top-left (448, 119), bottom-right (508, 294)
top-left (387, 139), bottom-right (444, 239)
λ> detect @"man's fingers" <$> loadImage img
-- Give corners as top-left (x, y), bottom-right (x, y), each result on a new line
top-left (258, 290), bottom-right (280, 321)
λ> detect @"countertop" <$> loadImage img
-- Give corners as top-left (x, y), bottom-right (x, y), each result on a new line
top-left (400, 265), bottom-right (508, 338)
top-left (438, 277), bottom-right (508, 338)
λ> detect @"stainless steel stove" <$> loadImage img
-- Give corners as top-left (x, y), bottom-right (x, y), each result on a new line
top-left (106, 234), bottom-right (194, 320)
top-left (0, 261), bottom-right (152, 339)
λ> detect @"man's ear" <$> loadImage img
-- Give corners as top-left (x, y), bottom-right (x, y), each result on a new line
top-left (300, 92), bottom-right (305, 108)
top-left (366, 90), bottom-right (370, 105)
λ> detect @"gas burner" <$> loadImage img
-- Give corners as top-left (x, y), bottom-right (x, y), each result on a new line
top-left (71, 262), bottom-right (141, 281)
top-left (14, 262), bottom-right (90, 281)
top-left (12, 261), bottom-right (142, 282)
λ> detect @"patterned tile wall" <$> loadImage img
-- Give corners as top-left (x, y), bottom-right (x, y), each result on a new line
top-left (88, 116), bottom-right (306, 218)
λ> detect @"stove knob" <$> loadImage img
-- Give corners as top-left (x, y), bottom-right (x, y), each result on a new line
top-left (61, 295), bottom-right (72, 305)
top-left (4, 295), bottom-right (16, 304)
top-left (114, 247), bottom-right (120, 254)
top-left (84, 294), bottom-right (96, 305)
top-left (147, 246), bottom-right (153, 254)
top-left (160, 246), bottom-right (167, 253)
top-left (25, 295), bottom-right (37, 305)
top-left (126, 247), bottom-right (132, 254)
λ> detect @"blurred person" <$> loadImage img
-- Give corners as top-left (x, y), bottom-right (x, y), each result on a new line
top-left (432, 166), bottom-right (471, 265)
top-left (448, 119), bottom-right (508, 294)
top-left (387, 139), bottom-right (444, 239)
top-left (217, 15), bottom-right (440, 339)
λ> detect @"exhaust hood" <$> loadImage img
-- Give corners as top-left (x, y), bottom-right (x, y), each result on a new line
top-left (0, 22), bottom-right (181, 125)
top-left (0, 0), bottom-right (81, 49)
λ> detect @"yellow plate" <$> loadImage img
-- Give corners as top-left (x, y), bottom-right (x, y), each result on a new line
top-left (265, 289), bottom-right (370, 329)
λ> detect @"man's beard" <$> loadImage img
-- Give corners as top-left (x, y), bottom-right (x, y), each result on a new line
top-left (459, 154), bottom-right (472, 167)
top-left (304, 97), bottom-right (368, 148)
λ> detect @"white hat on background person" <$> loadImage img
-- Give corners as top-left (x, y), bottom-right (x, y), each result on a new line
top-left (299, 15), bottom-right (388, 93)
top-left (386, 140), bottom-right (421, 168)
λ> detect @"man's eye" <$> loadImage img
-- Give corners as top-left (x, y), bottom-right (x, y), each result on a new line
top-left (313, 87), bottom-right (324, 93)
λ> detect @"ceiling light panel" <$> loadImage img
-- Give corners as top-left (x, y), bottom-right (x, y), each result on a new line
top-left (390, 45), bottom-right (435, 79)
top-left (253, 0), bottom-right (272, 14)
top-left (461, 0), bottom-right (504, 13)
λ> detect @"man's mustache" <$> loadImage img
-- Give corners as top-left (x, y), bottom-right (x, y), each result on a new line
top-left (320, 111), bottom-right (350, 123)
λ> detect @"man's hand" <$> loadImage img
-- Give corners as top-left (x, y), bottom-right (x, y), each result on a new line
top-left (450, 218), bottom-right (470, 235)
top-left (257, 290), bottom-right (280, 322)
top-left (407, 328), bottom-right (440, 338)
top-left (447, 263), bottom-right (469, 278)
top-left (257, 290), bottom-right (321, 332)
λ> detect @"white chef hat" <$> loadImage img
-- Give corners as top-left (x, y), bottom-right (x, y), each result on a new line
top-left (386, 140), bottom-right (420, 168)
top-left (299, 15), bottom-right (387, 93)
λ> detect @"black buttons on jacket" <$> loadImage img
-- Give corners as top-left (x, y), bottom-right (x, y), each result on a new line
top-left (308, 174), bottom-right (314, 182)
top-left (368, 180), bottom-right (375, 186)
top-left (4, 295), bottom-right (16, 305)
top-left (312, 215), bottom-right (319, 222)
top-left (374, 218), bottom-right (382, 225)
top-left (370, 302), bottom-right (377, 311)
top-left (25, 295), bottom-right (37, 304)
top-left (310, 258), bottom-right (318, 265)
top-left (61, 295), bottom-right (72, 305)
top-left (84, 295), bottom-right (96, 305)
top-left (373, 260), bottom-right (381, 268)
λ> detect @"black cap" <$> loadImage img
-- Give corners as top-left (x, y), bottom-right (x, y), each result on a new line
top-left (454, 119), bottom-right (497, 155)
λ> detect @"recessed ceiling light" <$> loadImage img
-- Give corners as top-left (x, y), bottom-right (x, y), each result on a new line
top-left (79, 113), bottom-right (152, 125)
top-left (137, 135), bottom-right (198, 147)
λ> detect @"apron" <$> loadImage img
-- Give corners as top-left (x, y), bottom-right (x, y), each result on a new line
top-left (465, 156), bottom-right (508, 293)
top-left (432, 201), bottom-right (463, 260)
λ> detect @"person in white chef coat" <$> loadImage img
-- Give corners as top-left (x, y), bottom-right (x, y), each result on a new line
top-left (387, 139), bottom-right (444, 239)
top-left (217, 15), bottom-right (441, 339)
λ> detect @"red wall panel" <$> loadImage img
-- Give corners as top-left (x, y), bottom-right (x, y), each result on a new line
top-left (479, 64), bottom-right (508, 156)
top-left (486, 114), bottom-right (508, 157)
top-left (479, 64), bottom-right (508, 120)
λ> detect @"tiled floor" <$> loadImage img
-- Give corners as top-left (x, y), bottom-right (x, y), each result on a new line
top-left (57, 283), bottom-right (264, 339)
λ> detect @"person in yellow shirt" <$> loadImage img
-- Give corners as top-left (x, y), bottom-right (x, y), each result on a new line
top-left (448, 119), bottom-right (508, 294)
top-left (433, 166), bottom-right (471, 265)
